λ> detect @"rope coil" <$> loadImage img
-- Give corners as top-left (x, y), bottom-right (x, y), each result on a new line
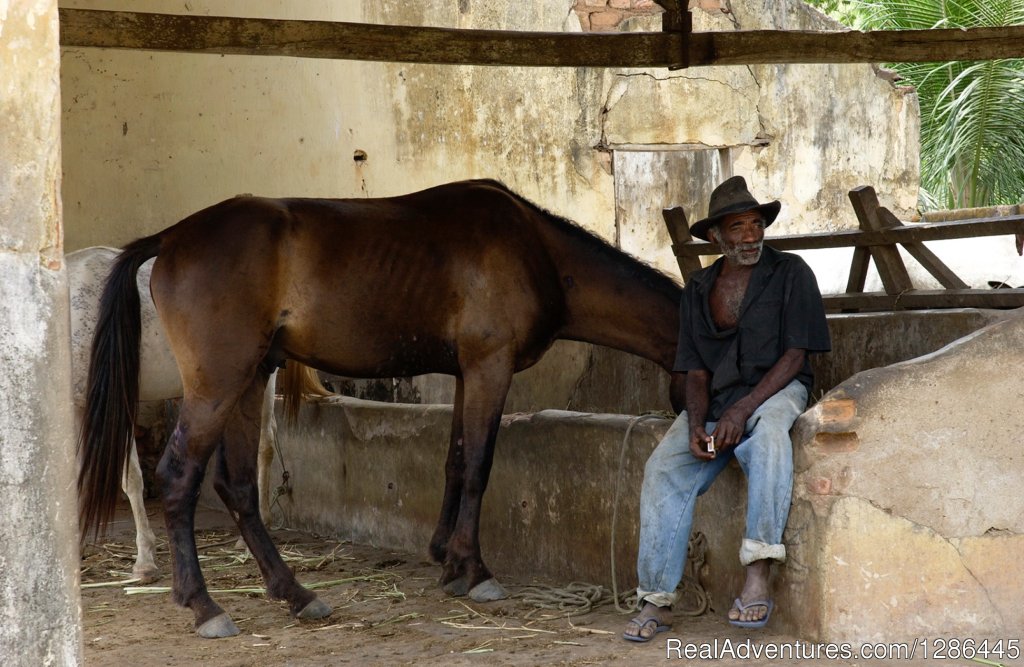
top-left (513, 412), bottom-right (710, 618)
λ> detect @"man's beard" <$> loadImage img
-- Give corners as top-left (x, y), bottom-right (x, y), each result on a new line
top-left (720, 239), bottom-right (763, 266)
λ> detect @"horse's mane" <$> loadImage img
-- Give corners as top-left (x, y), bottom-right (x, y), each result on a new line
top-left (480, 179), bottom-right (682, 300)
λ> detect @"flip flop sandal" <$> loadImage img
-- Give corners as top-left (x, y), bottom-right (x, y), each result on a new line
top-left (728, 598), bottom-right (774, 629)
top-left (622, 616), bottom-right (671, 643)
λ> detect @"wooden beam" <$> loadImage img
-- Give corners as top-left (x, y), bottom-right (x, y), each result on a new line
top-left (692, 25), bottom-right (1024, 66)
top-left (900, 242), bottom-right (969, 289)
top-left (58, 9), bottom-right (1024, 67)
top-left (876, 207), bottom-right (968, 290)
top-left (660, 0), bottom-right (692, 71)
top-left (673, 216), bottom-right (1024, 257)
top-left (845, 246), bottom-right (871, 294)
top-left (662, 206), bottom-right (703, 279)
top-left (823, 288), bottom-right (1024, 312)
top-left (57, 8), bottom-right (680, 67)
top-left (848, 187), bottom-right (914, 296)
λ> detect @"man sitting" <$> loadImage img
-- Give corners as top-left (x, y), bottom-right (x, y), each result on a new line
top-left (623, 175), bottom-right (830, 642)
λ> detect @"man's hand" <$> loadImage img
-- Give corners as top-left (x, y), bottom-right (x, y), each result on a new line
top-left (710, 397), bottom-right (755, 450)
top-left (689, 425), bottom-right (715, 460)
top-left (710, 348), bottom-right (806, 451)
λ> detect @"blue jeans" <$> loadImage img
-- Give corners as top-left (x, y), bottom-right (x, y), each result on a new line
top-left (635, 379), bottom-right (807, 608)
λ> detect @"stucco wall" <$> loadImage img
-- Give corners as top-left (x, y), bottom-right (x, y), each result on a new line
top-left (60, 0), bottom-right (613, 252)
top-left (60, 0), bottom-right (921, 414)
top-left (0, 1), bottom-right (83, 664)
top-left (61, 0), bottom-right (918, 259)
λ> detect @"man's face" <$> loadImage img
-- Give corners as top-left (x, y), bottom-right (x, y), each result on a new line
top-left (712, 211), bottom-right (765, 266)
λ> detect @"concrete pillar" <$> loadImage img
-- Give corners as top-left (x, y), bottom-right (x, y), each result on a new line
top-left (0, 2), bottom-right (84, 665)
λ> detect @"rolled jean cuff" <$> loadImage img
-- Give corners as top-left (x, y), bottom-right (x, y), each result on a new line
top-left (740, 538), bottom-right (786, 566)
top-left (635, 589), bottom-right (676, 609)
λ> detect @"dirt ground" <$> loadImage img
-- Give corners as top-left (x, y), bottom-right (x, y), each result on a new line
top-left (80, 502), bottom-right (966, 667)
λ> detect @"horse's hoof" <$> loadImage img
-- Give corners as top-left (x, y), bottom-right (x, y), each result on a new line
top-left (442, 575), bottom-right (470, 597)
top-left (296, 597), bottom-right (333, 620)
top-left (132, 566), bottom-right (160, 585)
top-left (196, 613), bottom-right (240, 638)
top-left (469, 578), bottom-right (508, 602)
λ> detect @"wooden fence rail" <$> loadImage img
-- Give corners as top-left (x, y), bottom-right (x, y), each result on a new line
top-left (664, 186), bottom-right (1024, 312)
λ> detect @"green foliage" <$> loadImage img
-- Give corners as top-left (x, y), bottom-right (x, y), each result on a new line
top-left (801, 0), bottom-right (867, 28)
top-left (804, 0), bottom-right (1024, 209)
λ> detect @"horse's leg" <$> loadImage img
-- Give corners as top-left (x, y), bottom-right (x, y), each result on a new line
top-left (439, 354), bottom-right (513, 602)
top-left (257, 368), bottom-right (278, 524)
top-left (213, 376), bottom-right (331, 622)
top-left (233, 368), bottom-right (277, 551)
top-left (123, 439), bottom-right (159, 582)
top-left (429, 375), bottom-right (465, 565)
top-left (156, 398), bottom-right (240, 638)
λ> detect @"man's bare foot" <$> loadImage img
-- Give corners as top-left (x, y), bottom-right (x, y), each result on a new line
top-left (622, 601), bottom-right (672, 642)
top-left (728, 559), bottom-right (772, 625)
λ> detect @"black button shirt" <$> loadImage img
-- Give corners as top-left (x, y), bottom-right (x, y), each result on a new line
top-left (674, 245), bottom-right (831, 420)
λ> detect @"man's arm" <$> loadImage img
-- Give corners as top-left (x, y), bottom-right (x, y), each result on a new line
top-left (709, 347), bottom-right (807, 451)
top-left (686, 369), bottom-right (715, 460)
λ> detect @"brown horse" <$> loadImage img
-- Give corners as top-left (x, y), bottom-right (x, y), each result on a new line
top-left (79, 179), bottom-right (684, 638)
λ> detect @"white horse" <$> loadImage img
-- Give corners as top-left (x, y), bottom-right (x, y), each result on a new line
top-left (69, 246), bottom-right (327, 582)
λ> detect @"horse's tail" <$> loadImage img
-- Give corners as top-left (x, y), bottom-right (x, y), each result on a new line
top-left (78, 233), bottom-right (162, 538)
top-left (279, 362), bottom-right (331, 424)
